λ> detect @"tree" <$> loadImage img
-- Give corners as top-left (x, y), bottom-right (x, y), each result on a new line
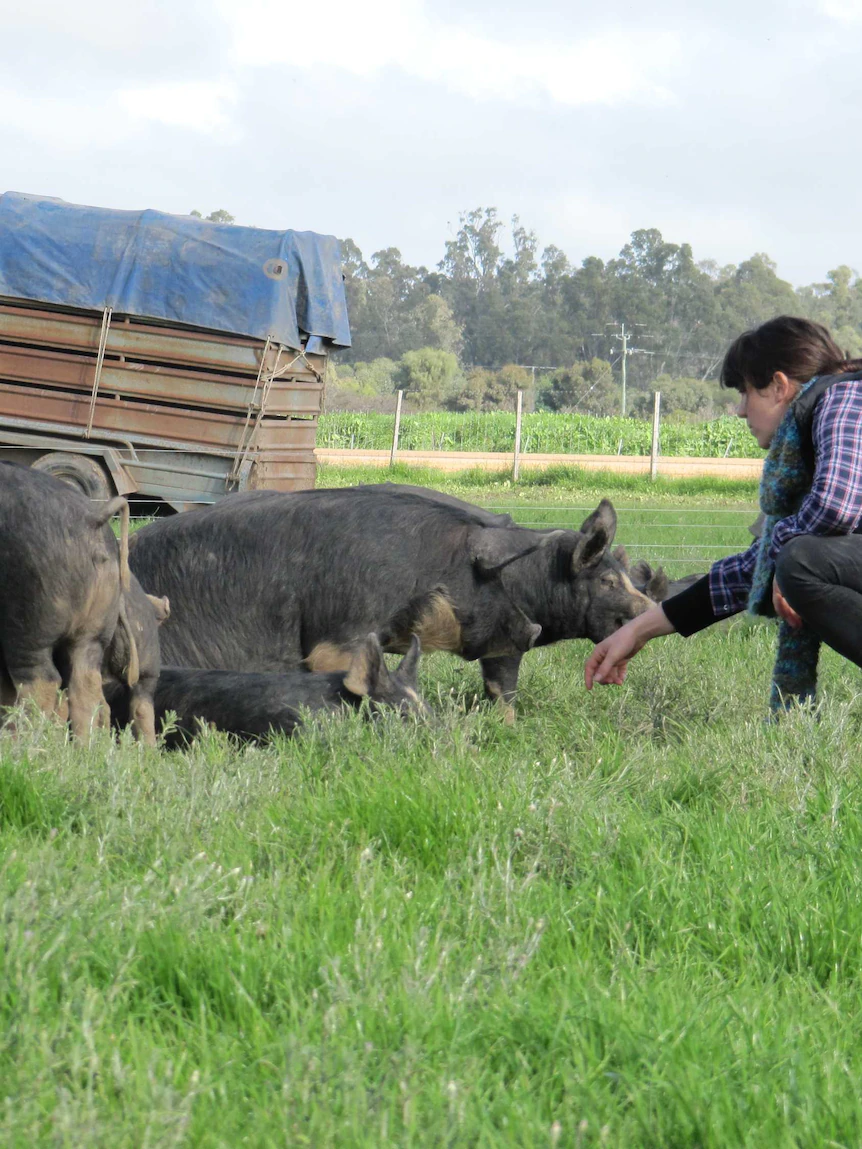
top-left (628, 375), bottom-right (733, 420)
top-left (539, 359), bottom-right (616, 415)
top-left (437, 208), bottom-right (507, 366)
top-left (447, 363), bottom-right (531, 412)
top-left (409, 293), bottom-right (463, 356)
top-left (190, 209), bottom-right (236, 224)
top-left (717, 253), bottom-right (798, 332)
top-left (395, 348), bottom-right (463, 409)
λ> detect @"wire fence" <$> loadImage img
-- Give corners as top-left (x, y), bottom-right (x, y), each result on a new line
top-left (484, 503), bottom-right (759, 576)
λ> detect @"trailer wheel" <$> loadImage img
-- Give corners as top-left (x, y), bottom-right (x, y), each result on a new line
top-left (31, 452), bottom-right (113, 501)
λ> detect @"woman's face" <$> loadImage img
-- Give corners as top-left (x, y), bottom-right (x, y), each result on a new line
top-left (736, 373), bottom-right (800, 449)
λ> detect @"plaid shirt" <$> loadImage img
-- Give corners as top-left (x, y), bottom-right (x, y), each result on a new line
top-left (709, 378), bottom-right (862, 617)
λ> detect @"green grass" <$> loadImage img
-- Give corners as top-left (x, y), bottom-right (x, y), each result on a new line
top-left (13, 476), bottom-right (862, 1147)
top-left (317, 461), bottom-right (761, 505)
top-left (318, 411), bottom-right (762, 459)
top-left (3, 630), bottom-right (862, 1146)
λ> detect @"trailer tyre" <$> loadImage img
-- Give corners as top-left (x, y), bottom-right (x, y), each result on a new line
top-left (32, 453), bottom-right (114, 501)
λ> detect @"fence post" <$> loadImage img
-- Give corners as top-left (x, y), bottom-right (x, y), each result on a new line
top-left (390, 390), bottom-right (404, 467)
top-left (513, 389), bottom-right (523, 481)
top-left (650, 391), bottom-right (661, 481)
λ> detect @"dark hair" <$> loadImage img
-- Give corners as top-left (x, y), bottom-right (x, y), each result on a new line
top-left (720, 315), bottom-right (862, 393)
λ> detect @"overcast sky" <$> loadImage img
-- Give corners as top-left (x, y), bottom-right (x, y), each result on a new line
top-left (3, 0), bottom-right (861, 285)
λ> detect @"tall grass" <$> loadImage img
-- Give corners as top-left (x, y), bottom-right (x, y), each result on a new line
top-left (5, 486), bottom-right (862, 1145)
top-left (2, 621), bottom-right (862, 1145)
top-left (318, 412), bottom-right (761, 459)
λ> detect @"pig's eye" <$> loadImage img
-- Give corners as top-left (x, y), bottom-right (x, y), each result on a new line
top-left (600, 572), bottom-right (617, 587)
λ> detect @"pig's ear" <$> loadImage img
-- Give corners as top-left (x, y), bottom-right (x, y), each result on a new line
top-left (612, 544), bottom-right (629, 569)
top-left (629, 559), bottom-right (653, 585)
top-left (749, 512), bottom-right (765, 538)
top-left (471, 528), bottom-right (564, 578)
top-left (646, 567), bottom-right (670, 602)
top-left (344, 633), bottom-right (389, 697)
top-left (579, 499), bottom-right (617, 545)
top-left (394, 634), bottom-right (421, 687)
top-left (571, 501), bottom-right (616, 572)
top-left (146, 594), bottom-right (171, 624)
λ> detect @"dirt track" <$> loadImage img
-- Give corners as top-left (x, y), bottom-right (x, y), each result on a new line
top-left (315, 448), bottom-right (763, 481)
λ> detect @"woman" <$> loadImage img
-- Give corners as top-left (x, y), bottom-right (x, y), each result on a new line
top-left (585, 316), bottom-right (862, 702)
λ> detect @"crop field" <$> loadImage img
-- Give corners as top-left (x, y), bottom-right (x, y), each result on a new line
top-left (4, 466), bottom-right (862, 1147)
top-left (318, 411), bottom-right (763, 459)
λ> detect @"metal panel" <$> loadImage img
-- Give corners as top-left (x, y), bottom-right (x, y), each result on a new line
top-left (121, 450), bottom-right (236, 504)
top-left (255, 419), bottom-right (319, 451)
top-left (0, 301), bottom-right (328, 380)
top-left (0, 383), bottom-right (242, 448)
top-left (249, 459), bottom-right (317, 491)
top-left (0, 344), bottom-right (323, 415)
top-left (0, 383), bottom-right (321, 452)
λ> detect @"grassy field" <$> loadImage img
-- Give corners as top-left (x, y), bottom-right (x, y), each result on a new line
top-left (5, 467), bottom-right (862, 1147)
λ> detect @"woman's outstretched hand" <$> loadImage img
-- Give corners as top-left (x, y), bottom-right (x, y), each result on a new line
top-left (772, 578), bottom-right (803, 629)
top-left (584, 605), bottom-right (677, 690)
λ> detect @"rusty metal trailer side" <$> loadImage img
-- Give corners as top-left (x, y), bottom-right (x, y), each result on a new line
top-left (0, 298), bottom-right (325, 507)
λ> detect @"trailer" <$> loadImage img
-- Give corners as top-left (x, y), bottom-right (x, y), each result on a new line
top-left (0, 193), bottom-right (351, 509)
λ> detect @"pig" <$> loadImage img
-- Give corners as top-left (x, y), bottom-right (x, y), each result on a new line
top-left (106, 633), bottom-right (424, 747)
top-left (0, 463), bottom-right (134, 739)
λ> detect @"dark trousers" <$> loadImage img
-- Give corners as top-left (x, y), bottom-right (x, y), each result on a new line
top-left (776, 534), bottom-right (862, 669)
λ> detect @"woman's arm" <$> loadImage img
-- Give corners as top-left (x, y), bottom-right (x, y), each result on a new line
top-left (585, 604), bottom-right (676, 688)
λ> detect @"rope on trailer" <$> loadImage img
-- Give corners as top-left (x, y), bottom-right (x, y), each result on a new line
top-left (85, 307), bottom-right (112, 439)
top-left (228, 336), bottom-right (272, 484)
top-left (229, 339), bottom-right (290, 486)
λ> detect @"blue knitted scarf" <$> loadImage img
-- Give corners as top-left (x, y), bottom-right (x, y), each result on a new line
top-left (747, 380), bottom-right (821, 712)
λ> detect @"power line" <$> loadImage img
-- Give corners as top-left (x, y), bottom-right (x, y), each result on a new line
top-left (605, 322), bottom-right (656, 417)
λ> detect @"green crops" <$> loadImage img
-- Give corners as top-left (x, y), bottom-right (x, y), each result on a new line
top-left (318, 412), bottom-right (760, 458)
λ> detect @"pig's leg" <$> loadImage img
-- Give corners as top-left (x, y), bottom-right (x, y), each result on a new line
top-left (7, 646), bottom-right (66, 723)
top-left (129, 678), bottom-right (157, 747)
top-left (66, 640), bottom-right (109, 741)
top-left (479, 653), bottom-right (522, 726)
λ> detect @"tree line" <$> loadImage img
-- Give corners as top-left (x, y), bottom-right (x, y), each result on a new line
top-left (333, 208), bottom-right (862, 417)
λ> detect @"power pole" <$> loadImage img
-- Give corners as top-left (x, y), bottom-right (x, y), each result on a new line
top-left (606, 322), bottom-right (655, 417)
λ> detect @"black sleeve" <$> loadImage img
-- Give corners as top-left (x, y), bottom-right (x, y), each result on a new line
top-left (661, 575), bottom-right (721, 637)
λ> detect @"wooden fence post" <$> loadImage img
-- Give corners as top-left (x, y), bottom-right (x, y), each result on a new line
top-left (513, 390), bottom-right (523, 481)
top-left (390, 390), bottom-right (404, 467)
top-left (650, 391), bottom-right (661, 481)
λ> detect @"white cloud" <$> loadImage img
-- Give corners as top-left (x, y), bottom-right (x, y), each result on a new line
top-left (819, 0), bottom-right (862, 19)
top-left (220, 0), bottom-right (680, 107)
top-left (0, 77), bottom-right (237, 151)
top-left (0, 88), bottom-right (127, 149)
top-left (118, 81), bottom-right (237, 134)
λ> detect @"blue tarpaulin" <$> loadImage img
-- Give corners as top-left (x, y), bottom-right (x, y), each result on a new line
top-left (0, 192), bottom-right (351, 351)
